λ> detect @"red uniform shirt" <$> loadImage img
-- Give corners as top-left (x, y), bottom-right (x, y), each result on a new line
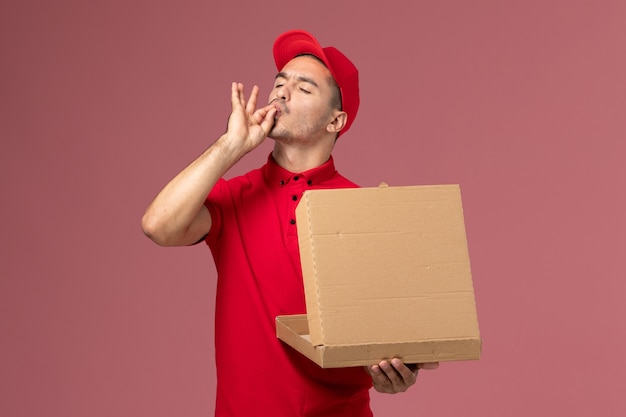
top-left (205, 154), bottom-right (373, 417)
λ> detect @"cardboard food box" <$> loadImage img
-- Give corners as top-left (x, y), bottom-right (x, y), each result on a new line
top-left (276, 184), bottom-right (481, 368)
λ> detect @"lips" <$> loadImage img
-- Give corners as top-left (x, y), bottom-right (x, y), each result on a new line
top-left (270, 99), bottom-right (284, 116)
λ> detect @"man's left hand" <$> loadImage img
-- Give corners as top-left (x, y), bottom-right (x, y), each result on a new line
top-left (365, 359), bottom-right (439, 394)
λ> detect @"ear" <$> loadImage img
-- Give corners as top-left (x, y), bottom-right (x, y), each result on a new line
top-left (327, 110), bottom-right (347, 134)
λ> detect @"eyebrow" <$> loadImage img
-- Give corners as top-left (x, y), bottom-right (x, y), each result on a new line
top-left (275, 72), bottom-right (320, 88)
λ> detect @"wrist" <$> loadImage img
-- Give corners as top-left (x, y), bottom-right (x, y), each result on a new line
top-left (214, 134), bottom-right (248, 158)
top-left (209, 134), bottom-right (251, 170)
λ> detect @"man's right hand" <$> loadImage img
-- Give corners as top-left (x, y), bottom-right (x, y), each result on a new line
top-left (222, 82), bottom-right (277, 156)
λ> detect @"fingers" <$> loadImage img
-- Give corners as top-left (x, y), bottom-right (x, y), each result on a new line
top-left (366, 359), bottom-right (439, 394)
top-left (259, 107), bottom-right (277, 134)
top-left (231, 82), bottom-right (240, 100)
top-left (231, 82), bottom-right (261, 114)
top-left (387, 359), bottom-right (417, 389)
top-left (226, 82), bottom-right (275, 144)
top-left (247, 101), bottom-right (276, 132)
top-left (231, 82), bottom-right (243, 110)
top-left (367, 360), bottom-right (415, 394)
top-left (365, 364), bottom-right (395, 394)
top-left (246, 85), bottom-right (259, 115)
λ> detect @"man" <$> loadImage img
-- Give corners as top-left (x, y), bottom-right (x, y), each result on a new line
top-left (142, 30), bottom-right (437, 417)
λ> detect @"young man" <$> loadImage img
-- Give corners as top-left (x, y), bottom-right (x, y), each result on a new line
top-left (142, 30), bottom-right (437, 417)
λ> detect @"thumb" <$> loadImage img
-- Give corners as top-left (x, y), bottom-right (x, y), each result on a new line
top-left (259, 107), bottom-right (277, 135)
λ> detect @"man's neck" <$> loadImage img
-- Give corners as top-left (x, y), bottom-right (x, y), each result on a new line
top-left (271, 138), bottom-right (335, 173)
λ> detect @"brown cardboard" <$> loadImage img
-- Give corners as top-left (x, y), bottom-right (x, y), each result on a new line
top-left (276, 184), bottom-right (481, 368)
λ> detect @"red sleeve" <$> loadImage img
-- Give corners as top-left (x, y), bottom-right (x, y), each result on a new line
top-left (203, 178), bottom-right (228, 247)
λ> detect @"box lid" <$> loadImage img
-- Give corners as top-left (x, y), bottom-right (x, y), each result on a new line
top-left (295, 184), bottom-right (479, 348)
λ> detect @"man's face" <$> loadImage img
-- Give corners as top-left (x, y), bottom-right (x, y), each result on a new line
top-left (268, 55), bottom-right (341, 142)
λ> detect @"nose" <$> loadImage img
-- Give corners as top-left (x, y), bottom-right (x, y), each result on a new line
top-left (273, 83), bottom-right (290, 102)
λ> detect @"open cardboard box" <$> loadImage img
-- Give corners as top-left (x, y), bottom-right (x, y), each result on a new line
top-left (276, 184), bottom-right (481, 368)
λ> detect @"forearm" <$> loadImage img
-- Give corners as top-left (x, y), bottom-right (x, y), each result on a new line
top-left (142, 82), bottom-right (276, 246)
top-left (141, 134), bottom-right (246, 246)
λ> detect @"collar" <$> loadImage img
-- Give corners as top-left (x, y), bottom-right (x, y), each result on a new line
top-left (262, 153), bottom-right (337, 187)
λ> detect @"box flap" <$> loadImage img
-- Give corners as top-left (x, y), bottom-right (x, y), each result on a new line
top-left (295, 184), bottom-right (479, 348)
top-left (276, 314), bottom-right (481, 368)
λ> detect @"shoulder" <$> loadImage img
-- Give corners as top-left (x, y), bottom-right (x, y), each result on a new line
top-left (335, 172), bottom-right (359, 188)
top-left (320, 170), bottom-right (360, 189)
top-left (211, 166), bottom-right (264, 197)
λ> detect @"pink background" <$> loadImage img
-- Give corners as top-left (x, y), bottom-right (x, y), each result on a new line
top-left (1, 1), bottom-right (625, 416)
